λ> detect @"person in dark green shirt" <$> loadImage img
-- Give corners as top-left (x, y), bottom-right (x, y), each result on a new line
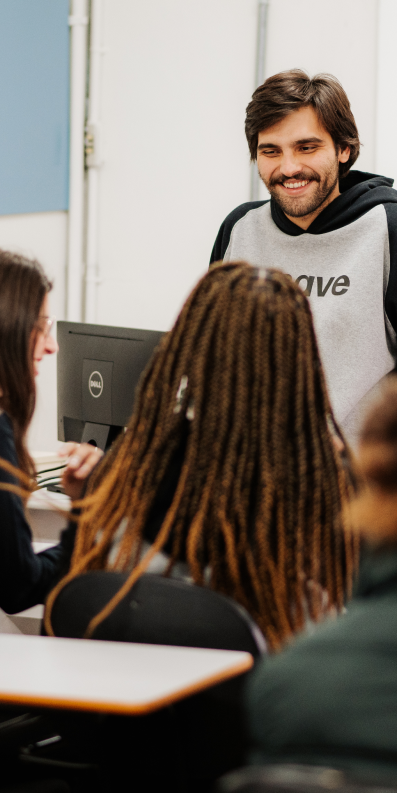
top-left (246, 376), bottom-right (397, 785)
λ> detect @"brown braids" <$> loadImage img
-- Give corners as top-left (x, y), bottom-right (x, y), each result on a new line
top-left (45, 263), bottom-right (357, 649)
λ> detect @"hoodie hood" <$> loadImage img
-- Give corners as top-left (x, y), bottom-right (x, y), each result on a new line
top-left (271, 170), bottom-right (397, 236)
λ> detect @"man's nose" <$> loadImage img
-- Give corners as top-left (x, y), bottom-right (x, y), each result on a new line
top-left (279, 152), bottom-right (302, 177)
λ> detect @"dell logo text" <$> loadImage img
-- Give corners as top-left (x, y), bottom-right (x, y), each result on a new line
top-left (89, 371), bottom-right (103, 398)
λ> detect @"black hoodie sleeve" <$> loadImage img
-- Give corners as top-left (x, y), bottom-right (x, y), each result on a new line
top-left (384, 203), bottom-right (397, 337)
top-left (209, 201), bottom-right (267, 266)
top-left (0, 413), bottom-right (75, 614)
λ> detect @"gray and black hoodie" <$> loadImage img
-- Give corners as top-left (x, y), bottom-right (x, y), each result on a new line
top-left (210, 170), bottom-right (397, 442)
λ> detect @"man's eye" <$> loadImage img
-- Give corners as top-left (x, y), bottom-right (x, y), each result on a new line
top-left (301, 146), bottom-right (316, 152)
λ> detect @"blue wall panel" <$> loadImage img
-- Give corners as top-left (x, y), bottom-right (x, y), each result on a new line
top-left (0, 0), bottom-right (70, 214)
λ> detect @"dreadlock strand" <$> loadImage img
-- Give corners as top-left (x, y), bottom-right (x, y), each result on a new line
top-left (291, 304), bottom-right (309, 628)
top-left (277, 295), bottom-right (303, 632)
top-left (271, 299), bottom-right (290, 613)
top-left (253, 291), bottom-right (291, 639)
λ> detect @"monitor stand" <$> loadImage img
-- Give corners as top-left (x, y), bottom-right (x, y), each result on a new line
top-left (81, 422), bottom-right (122, 451)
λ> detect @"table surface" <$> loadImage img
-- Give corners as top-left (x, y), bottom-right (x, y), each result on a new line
top-left (0, 634), bottom-right (253, 715)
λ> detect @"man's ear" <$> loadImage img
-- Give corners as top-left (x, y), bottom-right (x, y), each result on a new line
top-left (338, 145), bottom-right (350, 164)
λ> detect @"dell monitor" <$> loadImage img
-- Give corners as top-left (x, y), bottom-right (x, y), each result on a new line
top-left (57, 321), bottom-right (164, 451)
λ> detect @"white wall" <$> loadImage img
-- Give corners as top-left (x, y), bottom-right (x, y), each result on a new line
top-left (376, 0), bottom-right (397, 185)
top-left (0, 211), bottom-right (67, 452)
top-left (266, 0), bottom-right (378, 175)
top-left (257, 0), bottom-right (378, 200)
top-left (94, 0), bottom-right (258, 331)
top-left (93, 0), bottom-right (381, 324)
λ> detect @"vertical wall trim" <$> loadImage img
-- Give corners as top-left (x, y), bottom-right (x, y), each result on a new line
top-left (85, 0), bottom-right (103, 323)
top-left (67, 0), bottom-right (88, 322)
top-left (250, 0), bottom-right (269, 201)
top-left (375, 0), bottom-right (397, 185)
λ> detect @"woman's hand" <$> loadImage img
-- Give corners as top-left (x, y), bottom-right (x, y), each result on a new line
top-left (59, 442), bottom-right (104, 501)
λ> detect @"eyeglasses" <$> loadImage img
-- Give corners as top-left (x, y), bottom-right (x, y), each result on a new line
top-left (36, 315), bottom-right (56, 337)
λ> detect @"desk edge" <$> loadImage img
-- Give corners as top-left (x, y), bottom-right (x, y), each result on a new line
top-left (0, 654), bottom-right (253, 715)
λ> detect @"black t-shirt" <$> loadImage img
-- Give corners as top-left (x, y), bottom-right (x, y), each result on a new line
top-left (0, 412), bottom-right (76, 614)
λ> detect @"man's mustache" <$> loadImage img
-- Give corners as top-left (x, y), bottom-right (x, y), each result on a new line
top-left (269, 171), bottom-right (321, 187)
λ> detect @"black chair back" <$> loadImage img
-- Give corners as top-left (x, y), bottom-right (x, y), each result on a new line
top-left (48, 572), bottom-right (266, 790)
top-left (49, 571), bottom-right (266, 656)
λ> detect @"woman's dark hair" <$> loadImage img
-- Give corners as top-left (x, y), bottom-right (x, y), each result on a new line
top-left (0, 250), bottom-right (52, 476)
top-left (45, 263), bottom-right (357, 650)
top-left (245, 69), bottom-right (360, 178)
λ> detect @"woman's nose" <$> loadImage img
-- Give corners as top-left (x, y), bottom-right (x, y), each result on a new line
top-left (45, 335), bottom-right (59, 355)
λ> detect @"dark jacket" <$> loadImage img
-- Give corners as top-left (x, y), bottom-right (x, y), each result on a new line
top-left (0, 412), bottom-right (76, 613)
top-left (246, 546), bottom-right (397, 784)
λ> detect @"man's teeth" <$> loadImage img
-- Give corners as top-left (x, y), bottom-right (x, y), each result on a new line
top-left (283, 180), bottom-right (310, 189)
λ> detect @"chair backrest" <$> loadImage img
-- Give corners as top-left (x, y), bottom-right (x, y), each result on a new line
top-left (48, 571), bottom-right (266, 657)
top-left (216, 765), bottom-right (397, 793)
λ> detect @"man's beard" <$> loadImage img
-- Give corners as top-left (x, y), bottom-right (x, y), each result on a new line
top-left (262, 159), bottom-right (339, 218)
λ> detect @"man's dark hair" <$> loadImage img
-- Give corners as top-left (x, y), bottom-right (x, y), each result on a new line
top-left (245, 69), bottom-right (360, 178)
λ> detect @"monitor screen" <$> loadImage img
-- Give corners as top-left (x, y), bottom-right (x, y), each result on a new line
top-left (57, 321), bottom-right (164, 450)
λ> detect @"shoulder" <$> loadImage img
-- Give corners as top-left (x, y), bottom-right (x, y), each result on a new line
top-left (384, 202), bottom-right (397, 233)
top-left (222, 201), bottom-right (268, 227)
top-left (210, 201), bottom-right (268, 265)
top-left (383, 205), bottom-right (397, 334)
top-left (248, 597), bottom-right (396, 703)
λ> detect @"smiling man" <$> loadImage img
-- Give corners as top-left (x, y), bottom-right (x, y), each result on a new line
top-left (210, 70), bottom-right (397, 442)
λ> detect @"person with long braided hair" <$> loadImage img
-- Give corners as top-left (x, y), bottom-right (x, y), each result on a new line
top-left (45, 262), bottom-right (358, 650)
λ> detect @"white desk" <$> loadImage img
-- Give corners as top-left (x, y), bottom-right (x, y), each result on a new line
top-left (27, 489), bottom-right (71, 548)
top-left (0, 634), bottom-right (253, 715)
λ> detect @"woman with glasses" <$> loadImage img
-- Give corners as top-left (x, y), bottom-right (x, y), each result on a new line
top-left (0, 250), bottom-right (101, 615)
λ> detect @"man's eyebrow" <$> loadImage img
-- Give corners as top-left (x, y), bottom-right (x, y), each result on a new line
top-left (294, 136), bottom-right (324, 145)
top-left (257, 141), bottom-right (279, 150)
top-left (257, 136), bottom-right (324, 150)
